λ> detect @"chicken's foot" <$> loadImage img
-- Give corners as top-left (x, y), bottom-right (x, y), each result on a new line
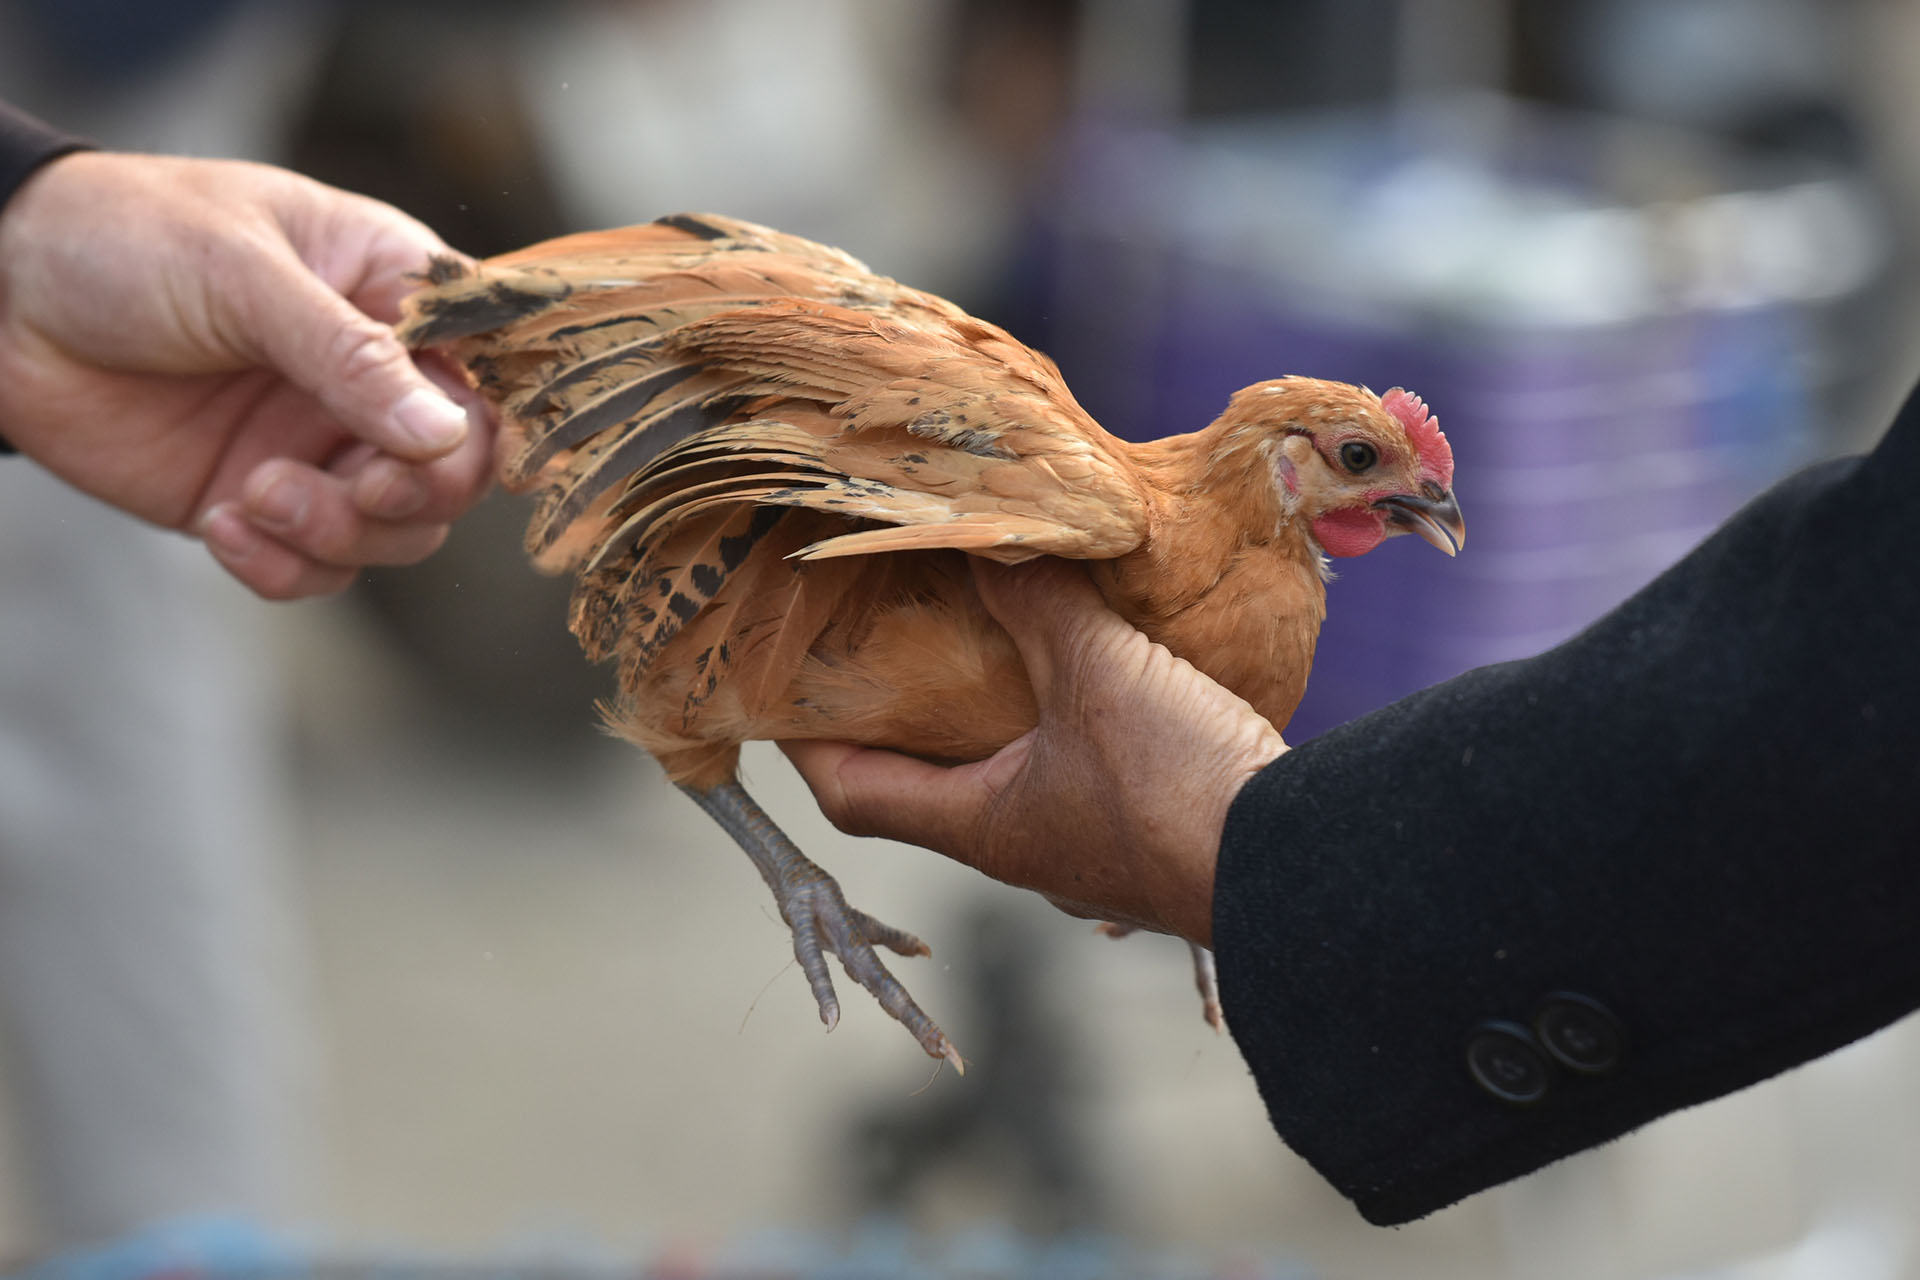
top-left (680, 780), bottom-right (963, 1072)
top-left (1097, 923), bottom-right (1224, 1032)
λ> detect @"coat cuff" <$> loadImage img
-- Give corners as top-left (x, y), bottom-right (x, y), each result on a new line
top-left (1, 101), bottom-right (91, 214)
top-left (1, 102), bottom-right (94, 455)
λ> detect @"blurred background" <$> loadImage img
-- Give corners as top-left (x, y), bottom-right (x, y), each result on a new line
top-left (2, 0), bottom-right (1919, 1276)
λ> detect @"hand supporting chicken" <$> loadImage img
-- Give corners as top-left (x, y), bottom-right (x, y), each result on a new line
top-left (399, 214), bottom-right (1463, 1069)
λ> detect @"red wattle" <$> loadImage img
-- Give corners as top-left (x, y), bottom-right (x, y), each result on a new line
top-left (1312, 508), bottom-right (1388, 558)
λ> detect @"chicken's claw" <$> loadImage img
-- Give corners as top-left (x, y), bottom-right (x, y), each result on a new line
top-left (1097, 921), bottom-right (1224, 1033)
top-left (682, 780), bottom-right (962, 1073)
top-left (1189, 941), bottom-right (1224, 1033)
top-left (845, 906), bottom-right (934, 959)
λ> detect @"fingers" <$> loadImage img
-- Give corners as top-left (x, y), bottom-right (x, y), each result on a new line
top-left (200, 505), bottom-right (359, 601)
top-left (781, 738), bottom-right (1031, 872)
top-left (196, 399), bottom-right (487, 600)
top-left (214, 349), bottom-right (490, 571)
top-left (342, 364), bottom-right (495, 523)
top-left (229, 451), bottom-right (465, 562)
top-left (237, 247), bottom-right (471, 463)
top-left (243, 461), bottom-right (455, 561)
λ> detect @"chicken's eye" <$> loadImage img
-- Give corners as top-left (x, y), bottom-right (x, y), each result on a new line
top-left (1339, 441), bottom-right (1377, 473)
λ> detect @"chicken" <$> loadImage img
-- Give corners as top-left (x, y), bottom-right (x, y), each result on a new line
top-left (398, 213), bottom-right (1464, 1070)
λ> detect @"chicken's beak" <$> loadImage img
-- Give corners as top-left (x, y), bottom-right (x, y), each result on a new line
top-left (1376, 483), bottom-right (1465, 556)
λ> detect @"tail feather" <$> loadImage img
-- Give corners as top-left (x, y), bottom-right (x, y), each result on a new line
top-left (586, 470), bottom-right (837, 579)
top-left (509, 332), bottom-right (677, 419)
top-left (526, 385), bottom-right (757, 562)
top-left (575, 502), bottom-right (786, 669)
top-left (794, 516), bottom-right (1059, 563)
top-left (588, 452), bottom-right (838, 573)
top-left (508, 360), bottom-right (703, 483)
top-left (398, 212), bottom-right (1146, 707)
top-left (733, 551), bottom-right (863, 721)
top-left (654, 514), bottom-right (864, 725)
top-left (395, 260), bottom-right (572, 346)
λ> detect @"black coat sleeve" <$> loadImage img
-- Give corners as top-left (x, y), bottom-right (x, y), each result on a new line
top-left (1213, 382), bottom-right (1920, 1227)
top-left (1, 102), bottom-right (92, 456)
top-left (0, 101), bottom-right (88, 213)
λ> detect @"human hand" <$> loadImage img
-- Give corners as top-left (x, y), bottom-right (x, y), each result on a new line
top-left (0, 150), bottom-right (494, 598)
top-left (782, 557), bottom-right (1287, 948)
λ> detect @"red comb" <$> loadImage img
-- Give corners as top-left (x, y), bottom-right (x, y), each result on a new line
top-left (1381, 388), bottom-right (1452, 488)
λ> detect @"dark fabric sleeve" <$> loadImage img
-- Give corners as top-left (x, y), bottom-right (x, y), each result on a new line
top-left (0, 101), bottom-right (89, 214)
top-left (1213, 383), bottom-right (1920, 1227)
top-left (1, 101), bottom-right (93, 456)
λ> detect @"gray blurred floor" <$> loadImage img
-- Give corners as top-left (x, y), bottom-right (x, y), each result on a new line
top-left (266, 597), bottom-right (1504, 1274)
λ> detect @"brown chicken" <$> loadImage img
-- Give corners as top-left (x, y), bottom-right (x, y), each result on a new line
top-left (398, 214), bottom-right (1464, 1070)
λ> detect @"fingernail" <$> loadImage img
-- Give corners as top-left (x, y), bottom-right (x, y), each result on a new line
top-left (201, 505), bottom-right (262, 563)
top-left (392, 387), bottom-right (468, 453)
top-left (357, 459), bottom-right (428, 519)
top-left (245, 471), bottom-right (308, 531)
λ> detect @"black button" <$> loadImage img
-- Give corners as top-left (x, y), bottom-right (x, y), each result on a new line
top-left (1533, 992), bottom-right (1625, 1075)
top-left (1466, 1022), bottom-right (1551, 1106)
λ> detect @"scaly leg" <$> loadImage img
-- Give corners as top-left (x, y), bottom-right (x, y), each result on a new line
top-left (1097, 922), bottom-right (1224, 1032)
top-left (681, 780), bottom-right (963, 1072)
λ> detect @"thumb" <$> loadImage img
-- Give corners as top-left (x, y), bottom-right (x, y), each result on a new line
top-left (240, 247), bottom-right (471, 461)
top-left (781, 738), bottom-right (1029, 870)
top-left (969, 555), bottom-right (1136, 700)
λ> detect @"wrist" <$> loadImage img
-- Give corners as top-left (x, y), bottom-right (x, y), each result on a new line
top-left (0, 148), bottom-right (82, 461)
top-left (1165, 841), bottom-right (1218, 950)
top-left (0, 110), bottom-right (93, 325)
top-left (1177, 747), bottom-right (1284, 948)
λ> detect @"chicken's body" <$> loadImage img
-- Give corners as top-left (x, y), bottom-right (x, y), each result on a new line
top-left (400, 214), bottom-right (1464, 1067)
top-left (613, 433), bottom-right (1329, 778)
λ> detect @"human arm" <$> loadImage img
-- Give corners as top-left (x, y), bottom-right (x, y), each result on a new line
top-left (0, 104), bottom-right (493, 599)
top-left (785, 383), bottom-right (1920, 1225)
top-left (1212, 395), bottom-right (1920, 1224)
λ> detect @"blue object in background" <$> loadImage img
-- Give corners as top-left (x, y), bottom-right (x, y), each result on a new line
top-left (5, 1216), bottom-right (296, 1280)
top-left (5, 1214), bottom-right (1314, 1280)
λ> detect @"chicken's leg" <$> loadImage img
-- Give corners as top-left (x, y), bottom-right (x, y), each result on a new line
top-left (1097, 923), bottom-right (1224, 1032)
top-left (680, 780), bottom-right (963, 1072)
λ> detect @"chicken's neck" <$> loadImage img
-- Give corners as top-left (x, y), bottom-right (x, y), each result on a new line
top-left (1090, 429), bottom-right (1330, 731)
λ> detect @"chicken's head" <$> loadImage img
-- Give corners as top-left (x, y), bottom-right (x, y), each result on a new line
top-left (1219, 377), bottom-right (1465, 559)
